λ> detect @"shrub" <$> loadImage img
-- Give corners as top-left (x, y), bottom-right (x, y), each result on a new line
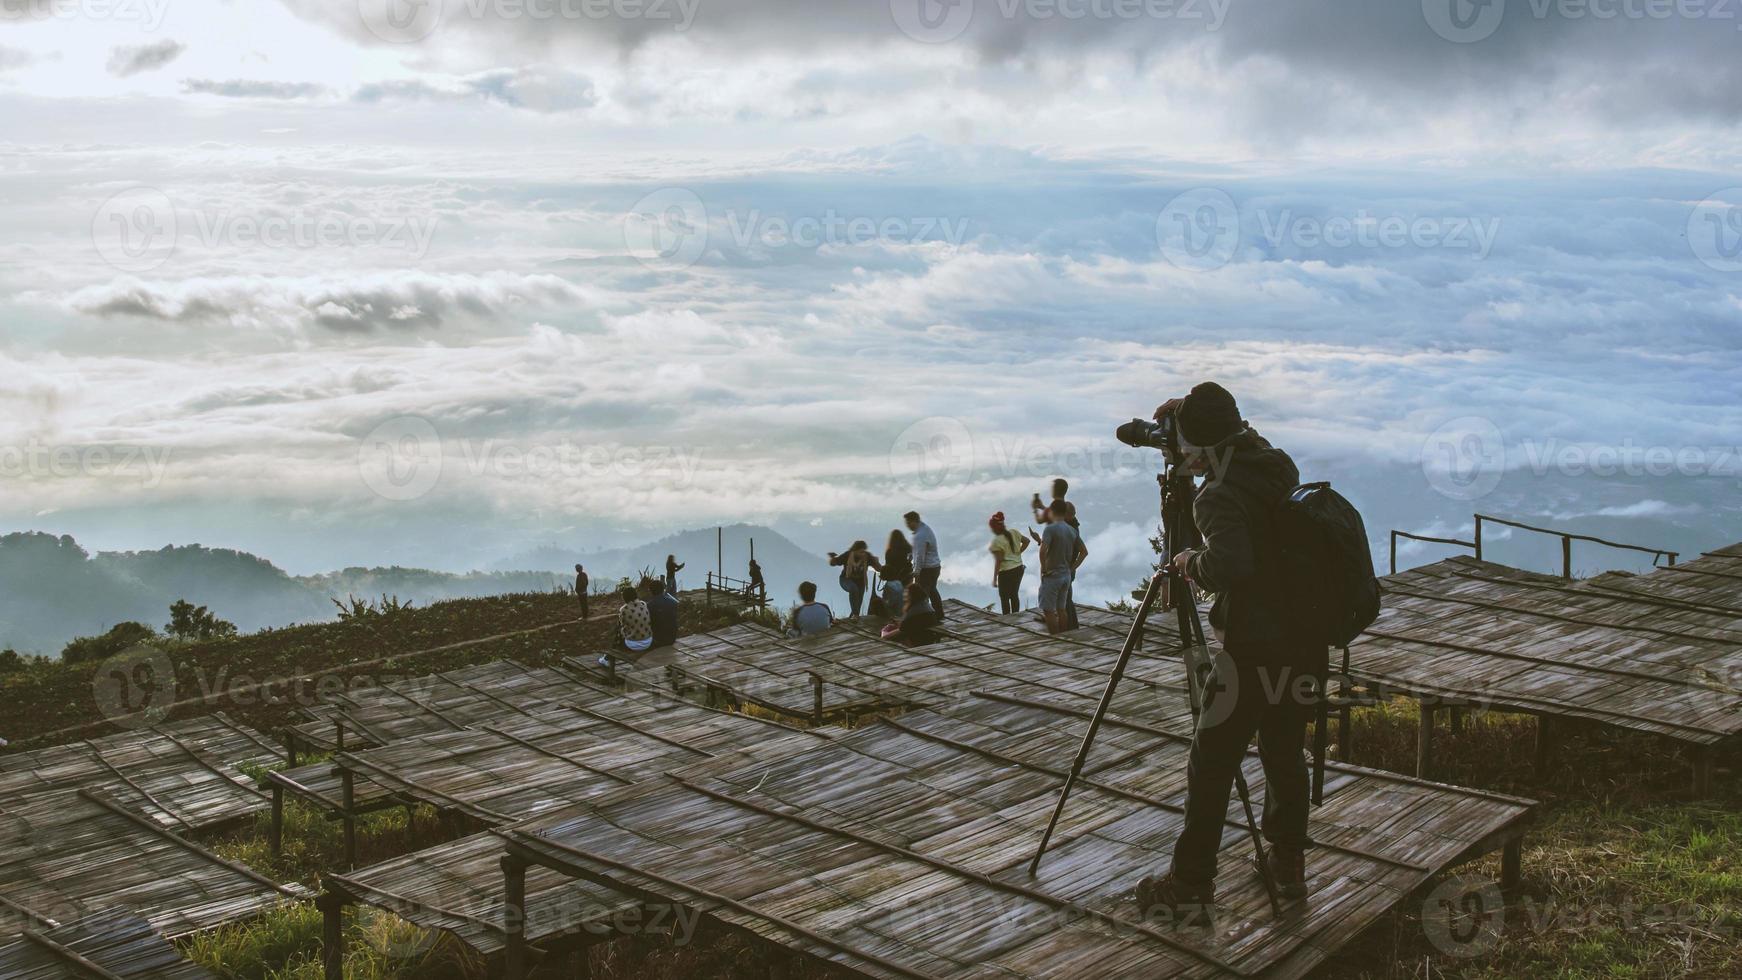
top-left (60, 621), bottom-right (159, 664)
top-left (166, 599), bottom-right (239, 641)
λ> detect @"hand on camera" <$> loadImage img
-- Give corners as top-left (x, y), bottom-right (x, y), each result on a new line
top-left (1171, 549), bottom-right (1194, 580)
top-left (1154, 397), bottom-right (1185, 422)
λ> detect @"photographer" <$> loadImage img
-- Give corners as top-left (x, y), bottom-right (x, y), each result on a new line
top-left (1135, 382), bottom-right (1317, 916)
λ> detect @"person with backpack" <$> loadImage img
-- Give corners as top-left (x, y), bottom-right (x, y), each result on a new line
top-left (878, 529), bottom-right (912, 616)
top-left (1135, 382), bottom-right (1324, 918)
top-left (988, 512), bottom-right (1029, 614)
top-left (665, 554), bottom-right (685, 593)
top-left (828, 540), bottom-right (881, 619)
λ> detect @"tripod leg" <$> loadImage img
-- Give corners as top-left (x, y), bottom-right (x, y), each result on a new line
top-left (1028, 573), bottom-right (1165, 876)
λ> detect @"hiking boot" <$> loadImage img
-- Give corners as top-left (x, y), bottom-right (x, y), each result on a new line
top-left (1134, 872), bottom-right (1216, 927)
top-left (1259, 846), bottom-right (1307, 900)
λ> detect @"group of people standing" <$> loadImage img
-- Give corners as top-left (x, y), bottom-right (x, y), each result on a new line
top-left (802, 482), bottom-right (1088, 641)
top-left (793, 511), bottom-right (946, 645)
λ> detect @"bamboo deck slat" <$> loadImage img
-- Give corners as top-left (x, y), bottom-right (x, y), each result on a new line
top-left (0, 790), bottom-right (306, 939)
top-left (0, 713), bottom-right (283, 832)
top-left (0, 912), bottom-right (220, 979)
top-left (1354, 555), bottom-right (1742, 745)
top-left (287, 661), bottom-right (600, 752)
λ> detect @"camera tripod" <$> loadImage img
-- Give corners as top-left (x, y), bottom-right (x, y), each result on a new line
top-left (1028, 465), bottom-right (1283, 916)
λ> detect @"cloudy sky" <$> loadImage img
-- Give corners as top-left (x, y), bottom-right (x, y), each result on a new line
top-left (3, 0), bottom-right (1741, 601)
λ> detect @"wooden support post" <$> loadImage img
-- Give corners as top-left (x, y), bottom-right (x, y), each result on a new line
top-left (1473, 515), bottom-right (1483, 561)
top-left (340, 768), bottom-right (357, 870)
top-left (1691, 744), bottom-right (1715, 798)
top-left (284, 730), bottom-right (299, 768)
top-left (1389, 531), bottom-right (1398, 576)
top-left (1416, 702), bottom-right (1436, 780)
top-left (810, 673), bottom-right (825, 726)
top-left (502, 854), bottom-right (528, 980)
top-left (270, 783), bottom-right (284, 858)
top-left (1562, 535), bottom-right (1573, 580)
top-left (1501, 837), bottom-right (1523, 895)
top-left (1534, 716), bottom-right (1555, 782)
top-left (319, 893), bottom-right (345, 980)
top-left (335, 720), bottom-right (346, 753)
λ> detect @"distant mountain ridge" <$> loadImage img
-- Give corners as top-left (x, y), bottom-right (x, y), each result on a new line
top-left (0, 524), bottom-right (826, 657)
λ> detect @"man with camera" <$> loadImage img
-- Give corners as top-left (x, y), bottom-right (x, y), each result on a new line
top-left (1135, 382), bottom-right (1317, 918)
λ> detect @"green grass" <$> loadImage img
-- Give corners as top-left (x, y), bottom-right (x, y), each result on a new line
top-left (1323, 697), bottom-right (1741, 979)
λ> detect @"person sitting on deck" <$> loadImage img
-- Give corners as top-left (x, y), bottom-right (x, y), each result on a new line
top-left (645, 576), bottom-right (680, 648)
top-left (599, 584), bottom-right (654, 667)
top-left (882, 583), bottom-right (942, 647)
top-left (787, 581), bottom-right (835, 638)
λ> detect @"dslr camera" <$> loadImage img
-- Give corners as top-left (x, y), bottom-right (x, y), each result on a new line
top-left (1116, 410), bottom-right (1183, 464)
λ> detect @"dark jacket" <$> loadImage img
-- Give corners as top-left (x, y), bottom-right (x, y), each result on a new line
top-left (648, 590), bottom-right (680, 648)
top-left (1185, 428), bottom-right (1303, 660)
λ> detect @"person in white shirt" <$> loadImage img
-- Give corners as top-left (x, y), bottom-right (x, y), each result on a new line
top-left (904, 511), bottom-right (946, 620)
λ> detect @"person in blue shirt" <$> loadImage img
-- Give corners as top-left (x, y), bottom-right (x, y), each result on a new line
top-left (788, 581), bottom-right (835, 637)
top-left (904, 511), bottom-right (946, 620)
top-left (1036, 503), bottom-right (1088, 634)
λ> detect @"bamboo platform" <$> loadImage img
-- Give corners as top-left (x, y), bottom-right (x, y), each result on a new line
top-left (498, 693), bottom-right (1534, 980)
top-left (0, 912), bottom-right (219, 979)
top-left (311, 683), bottom-right (835, 953)
top-left (0, 713), bottom-right (283, 832)
top-left (285, 660), bottom-right (601, 754)
top-left (324, 831), bottom-right (644, 959)
top-left (1352, 553), bottom-right (1742, 790)
top-left (0, 788), bottom-right (307, 939)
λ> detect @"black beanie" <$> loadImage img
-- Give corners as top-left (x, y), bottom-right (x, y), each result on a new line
top-left (1177, 382), bottom-right (1242, 447)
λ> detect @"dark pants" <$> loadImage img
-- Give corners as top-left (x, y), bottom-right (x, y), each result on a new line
top-left (997, 566), bottom-right (1025, 614)
top-left (1066, 571), bottom-right (1079, 630)
top-left (894, 610), bottom-right (941, 646)
top-left (579, 594), bottom-right (590, 619)
top-left (843, 578), bottom-right (866, 617)
top-left (1170, 650), bottom-right (1320, 886)
top-left (915, 566), bottom-right (944, 618)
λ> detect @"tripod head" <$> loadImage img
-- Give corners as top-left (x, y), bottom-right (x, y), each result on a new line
top-left (1155, 459), bottom-right (1202, 611)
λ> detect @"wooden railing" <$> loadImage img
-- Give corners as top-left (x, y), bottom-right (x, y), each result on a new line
top-left (1389, 514), bottom-right (1678, 579)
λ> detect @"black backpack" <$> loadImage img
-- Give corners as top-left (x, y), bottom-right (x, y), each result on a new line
top-left (1277, 482), bottom-right (1381, 648)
